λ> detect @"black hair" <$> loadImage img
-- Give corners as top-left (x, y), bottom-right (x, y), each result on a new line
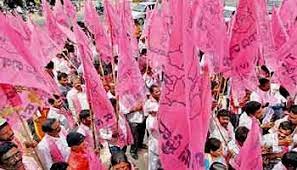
top-left (244, 101), bottom-right (262, 116)
top-left (45, 61), bottom-right (54, 70)
top-left (291, 105), bottom-right (297, 115)
top-left (204, 138), bottom-right (221, 153)
top-left (42, 118), bottom-right (57, 133)
top-left (111, 151), bottom-right (131, 166)
top-left (149, 84), bottom-right (159, 94)
top-left (210, 162), bottom-right (227, 170)
top-left (260, 65), bottom-right (270, 75)
top-left (50, 162), bottom-right (69, 170)
top-left (281, 151), bottom-right (297, 169)
top-left (279, 121), bottom-right (293, 133)
top-left (66, 132), bottom-right (85, 147)
top-left (216, 109), bottom-right (230, 118)
top-left (47, 95), bottom-right (60, 105)
top-left (235, 126), bottom-right (249, 144)
top-left (79, 110), bottom-right (91, 121)
top-left (57, 72), bottom-right (68, 81)
top-left (0, 122), bottom-right (9, 131)
top-left (259, 78), bottom-right (270, 87)
top-left (0, 142), bottom-right (17, 164)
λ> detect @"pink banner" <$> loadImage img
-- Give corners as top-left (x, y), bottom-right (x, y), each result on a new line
top-left (84, 0), bottom-right (113, 63)
top-left (42, 0), bottom-right (67, 49)
top-left (278, 0), bottom-right (297, 35)
top-left (228, 0), bottom-right (259, 92)
top-left (273, 28), bottom-right (297, 95)
top-left (232, 118), bottom-right (263, 169)
top-left (63, 0), bottom-right (76, 23)
top-left (158, 1), bottom-right (211, 169)
top-left (53, 0), bottom-right (69, 27)
top-left (116, 4), bottom-right (146, 111)
top-left (271, 8), bottom-right (288, 50)
top-left (0, 14), bottom-right (58, 95)
top-left (104, 0), bottom-right (120, 46)
top-left (73, 24), bottom-right (117, 129)
top-left (192, 0), bottom-right (227, 73)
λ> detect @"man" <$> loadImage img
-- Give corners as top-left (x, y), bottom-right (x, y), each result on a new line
top-left (37, 119), bottom-right (70, 170)
top-left (120, 101), bottom-right (145, 160)
top-left (228, 126), bottom-right (249, 157)
top-left (144, 85), bottom-right (161, 117)
top-left (76, 110), bottom-right (95, 149)
top-left (57, 72), bottom-right (72, 99)
top-left (66, 132), bottom-right (103, 170)
top-left (146, 102), bottom-right (162, 170)
top-left (238, 101), bottom-right (263, 129)
top-left (209, 109), bottom-right (235, 149)
top-left (0, 142), bottom-right (41, 170)
top-left (66, 77), bottom-right (90, 122)
top-left (47, 95), bottom-right (73, 130)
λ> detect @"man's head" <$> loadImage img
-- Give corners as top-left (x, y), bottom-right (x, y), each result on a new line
top-left (288, 105), bottom-right (297, 125)
top-left (79, 110), bottom-right (92, 127)
top-left (278, 121), bottom-right (293, 140)
top-left (204, 138), bottom-right (223, 158)
top-left (50, 162), bottom-right (68, 170)
top-left (258, 78), bottom-right (270, 92)
top-left (71, 77), bottom-right (82, 92)
top-left (244, 101), bottom-right (263, 119)
top-left (216, 109), bottom-right (231, 129)
top-left (111, 151), bottom-right (131, 170)
top-left (149, 85), bottom-right (161, 101)
top-left (42, 119), bottom-right (61, 138)
top-left (56, 53), bottom-right (63, 59)
top-left (57, 72), bottom-right (69, 86)
top-left (235, 126), bottom-right (249, 146)
top-left (0, 142), bottom-right (23, 170)
top-left (281, 151), bottom-right (297, 170)
top-left (48, 94), bottom-right (63, 109)
top-left (0, 120), bottom-right (14, 142)
top-left (66, 132), bottom-right (86, 150)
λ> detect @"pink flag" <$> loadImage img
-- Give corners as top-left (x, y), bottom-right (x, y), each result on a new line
top-left (278, 0), bottom-right (297, 35)
top-left (63, 0), bottom-right (76, 22)
top-left (192, 0), bottom-right (227, 73)
top-left (104, 0), bottom-right (120, 46)
top-left (158, 1), bottom-right (211, 169)
top-left (271, 8), bottom-right (289, 50)
top-left (116, 5), bottom-right (146, 111)
top-left (146, 5), bottom-right (170, 71)
top-left (273, 28), bottom-right (297, 95)
top-left (84, 0), bottom-right (113, 63)
top-left (43, 0), bottom-right (67, 49)
top-left (53, 0), bottom-right (69, 27)
top-left (5, 14), bottom-right (31, 45)
top-left (0, 14), bottom-right (58, 95)
top-left (228, 0), bottom-right (259, 92)
top-left (231, 118), bottom-right (263, 169)
top-left (73, 24), bottom-right (117, 129)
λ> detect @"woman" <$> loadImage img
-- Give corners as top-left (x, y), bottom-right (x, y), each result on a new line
top-left (110, 152), bottom-right (133, 170)
top-left (204, 138), bottom-right (227, 170)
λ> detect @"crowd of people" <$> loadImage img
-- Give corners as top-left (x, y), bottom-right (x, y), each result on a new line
top-left (1, 0), bottom-right (297, 170)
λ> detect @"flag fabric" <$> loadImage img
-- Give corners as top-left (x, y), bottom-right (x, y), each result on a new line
top-left (53, 0), bottom-right (69, 27)
top-left (63, 0), bottom-right (76, 22)
top-left (116, 3), bottom-right (146, 111)
top-left (84, 0), bottom-right (113, 63)
top-left (271, 8), bottom-right (289, 50)
top-left (231, 118), bottom-right (263, 169)
top-left (273, 28), bottom-right (297, 95)
top-left (42, 0), bottom-right (67, 50)
top-left (73, 24), bottom-right (117, 129)
top-left (0, 13), bottom-right (58, 95)
top-left (104, 0), bottom-right (120, 46)
top-left (158, 1), bottom-right (211, 169)
top-left (278, 0), bottom-right (297, 35)
top-left (192, 0), bottom-right (227, 73)
top-left (228, 0), bottom-right (259, 93)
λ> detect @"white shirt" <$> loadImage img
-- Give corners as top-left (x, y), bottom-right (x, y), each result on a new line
top-left (143, 97), bottom-right (159, 117)
top-left (77, 124), bottom-right (92, 138)
top-left (0, 156), bottom-right (42, 170)
top-left (272, 161), bottom-right (287, 170)
top-left (51, 57), bottom-right (71, 75)
top-left (120, 102), bottom-right (144, 124)
top-left (66, 86), bottom-right (90, 120)
top-left (37, 132), bottom-right (70, 170)
top-left (238, 112), bottom-right (252, 130)
top-left (209, 120), bottom-right (235, 144)
top-left (250, 84), bottom-right (286, 106)
top-left (47, 107), bottom-right (69, 130)
top-left (107, 91), bottom-right (116, 100)
top-left (227, 140), bottom-right (240, 156)
top-left (146, 115), bottom-right (158, 154)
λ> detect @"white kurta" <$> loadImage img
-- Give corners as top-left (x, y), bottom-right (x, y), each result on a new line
top-left (36, 132), bottom-right (70, 170)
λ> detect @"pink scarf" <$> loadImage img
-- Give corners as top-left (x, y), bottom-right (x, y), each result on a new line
top-left (47, 137), bottom-right (64, 163)
top-left (72, 93), bottom-right (82, 115)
